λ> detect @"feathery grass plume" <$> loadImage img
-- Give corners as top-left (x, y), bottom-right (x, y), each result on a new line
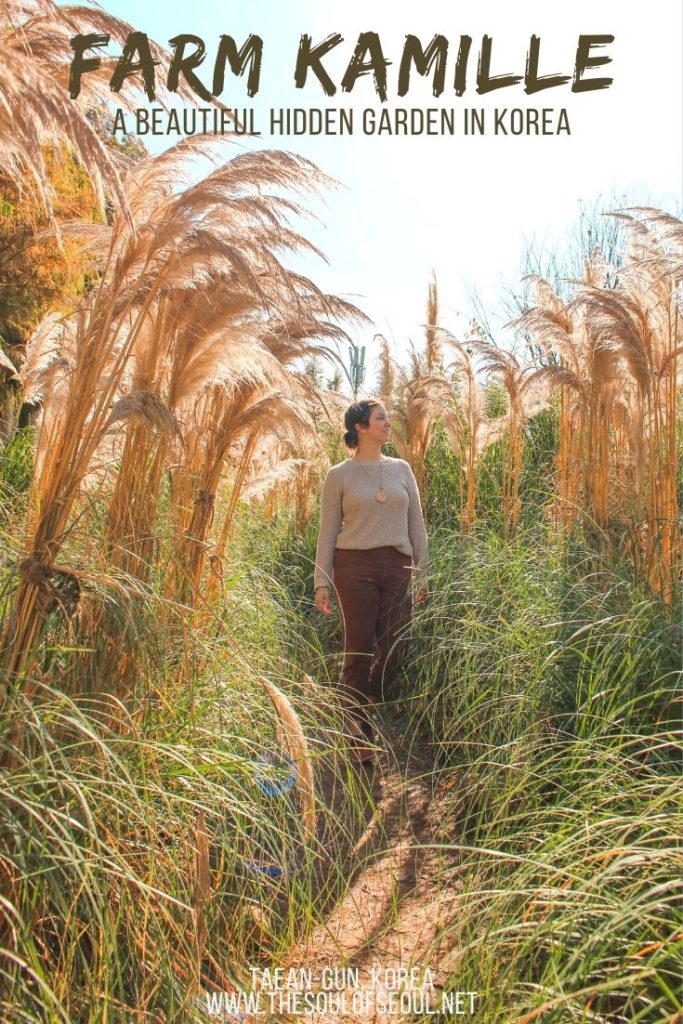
top-left (1, 0), bottom-right (122, 221)
top-left (289, 435), bottom-right (333, 533)
top-left (379, 310), bottom-right (519, 525)
top-left (517, 208), bottom-right (681, 599)
top-left (242, 383), bottom-right (347, 538)
top-left (169, 381), bottom-right (315, 610)
top-left (376, 332), bottom-right (397, 399)
top-left (0, 346), bottom-right (19, 379)
top-left (105, 388), bottom-right (179, 438)
top-left (259, 676), bottom-right (316, 843)
top-left (375, 283), bottom-right (456, 501)
top-left (0, 0), bottom-right (206, 225)
top-left (512, 274), bottom-right (587, 534)
top-left (0, 144), bottom-right (364, 683)
top-left (166, 285), bottom-right (366, 610)
top-left (424, 273), bottom-right (443, 373)
top-left (515, 270), bottom-right (627, 537)
top-left (105, 280), bottom-right (275, 583)
top-left (604, 208), bottom-right (682, 600)
top-left (239, 456), bottom-right (308, 505)
top-left (100, 146), bottom-right (363, 593)
top-left (0, 45), bottom-right (118, 224)
top-left (213, 430), bottom-right (328, 572)
top-left (200, 433), bottom-right (305, 608)
top-left (398, 370), bottom-right (461, 502)
top-left (569, 255), bottom-right (652, 536)
top-left (468, 334), bottom-right (545, 538)
top-left (436, 330), bottom-right (486, 528)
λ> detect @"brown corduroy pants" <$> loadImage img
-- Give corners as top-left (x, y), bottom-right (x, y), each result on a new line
top-left (333, 546), bottom-right (413, 740)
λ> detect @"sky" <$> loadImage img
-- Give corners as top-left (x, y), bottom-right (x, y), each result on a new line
top-left (84, 0), bottom-right (682, 382)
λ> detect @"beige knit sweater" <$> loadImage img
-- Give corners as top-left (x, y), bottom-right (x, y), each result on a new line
top-left (313, 456), bottom-right (429, 590)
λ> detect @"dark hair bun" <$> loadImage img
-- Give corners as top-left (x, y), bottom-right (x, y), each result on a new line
top-left (342, 398), bottom-right (380, 450)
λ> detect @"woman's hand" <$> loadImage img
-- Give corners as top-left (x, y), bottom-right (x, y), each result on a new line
top-left (415, 585), bottom-right (429, 604)
top-left (314, 586), bottom-right (331, 615)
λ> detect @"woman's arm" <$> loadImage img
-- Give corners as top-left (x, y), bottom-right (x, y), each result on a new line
top-left (314, 468), bottom-right (342, 591)
top-left (405, 463), bottom-right (430, 588)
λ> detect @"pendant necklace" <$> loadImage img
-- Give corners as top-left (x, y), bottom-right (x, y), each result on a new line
top-left (354, 455), bottom-right (387, 503)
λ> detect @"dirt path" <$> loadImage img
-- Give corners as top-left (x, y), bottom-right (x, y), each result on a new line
top-left (278, 709), bottom-right (464, 1023)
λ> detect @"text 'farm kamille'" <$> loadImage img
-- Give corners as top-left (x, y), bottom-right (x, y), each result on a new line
top-left (69, 31), bottom-right (614, 102)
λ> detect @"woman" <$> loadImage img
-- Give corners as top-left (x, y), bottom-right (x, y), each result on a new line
top-left (314, 398), bottom-right (429, 763)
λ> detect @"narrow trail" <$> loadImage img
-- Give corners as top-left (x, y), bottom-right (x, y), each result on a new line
top-left (281, 709), bottom-right (464, 1023)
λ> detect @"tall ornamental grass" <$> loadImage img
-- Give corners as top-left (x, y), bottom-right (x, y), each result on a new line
top-left (395, 526), bottom-right (681, 1024)
top-left (0, 471), bottom-right (387, 1021)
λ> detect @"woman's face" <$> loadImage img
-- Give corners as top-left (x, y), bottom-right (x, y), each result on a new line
top-left (358, 403), bottom-right (391, 445)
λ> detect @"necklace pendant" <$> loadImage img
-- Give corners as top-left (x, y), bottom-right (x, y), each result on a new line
top-left (375, 489), bottom-right (387, 503)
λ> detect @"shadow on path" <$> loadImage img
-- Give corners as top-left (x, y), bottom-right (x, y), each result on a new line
top-left (278, 708), bottom-right (464, 1023)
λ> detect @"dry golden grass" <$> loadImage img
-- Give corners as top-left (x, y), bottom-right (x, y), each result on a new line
top-left (2, 139), bottom-right (366, 681)
top-left (376, 283), bottom-right (460, 501)
top-left (259, 676), bottom-right (316, 843)
top-left (516, 208), bottom-right (681, 598)
top-left (0, 0), bottom-right (206, 225)
top-left (468, 334), bottom-right (546, 538)
top-left (376, 217), bottom-right (679, 584)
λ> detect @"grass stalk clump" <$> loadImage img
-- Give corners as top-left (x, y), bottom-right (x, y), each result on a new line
top-left (395, 527), bottom-right (681, 1023)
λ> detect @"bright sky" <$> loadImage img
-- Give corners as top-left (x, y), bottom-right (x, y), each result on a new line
top-left (87, 0), bottom-right (682, 379)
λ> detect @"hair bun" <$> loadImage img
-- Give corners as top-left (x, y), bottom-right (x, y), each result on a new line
top-left (342, 397), bottom-right (380, 449)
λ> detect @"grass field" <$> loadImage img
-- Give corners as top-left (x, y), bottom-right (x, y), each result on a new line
top-left (0, 4), bottom-right (681, 1015)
